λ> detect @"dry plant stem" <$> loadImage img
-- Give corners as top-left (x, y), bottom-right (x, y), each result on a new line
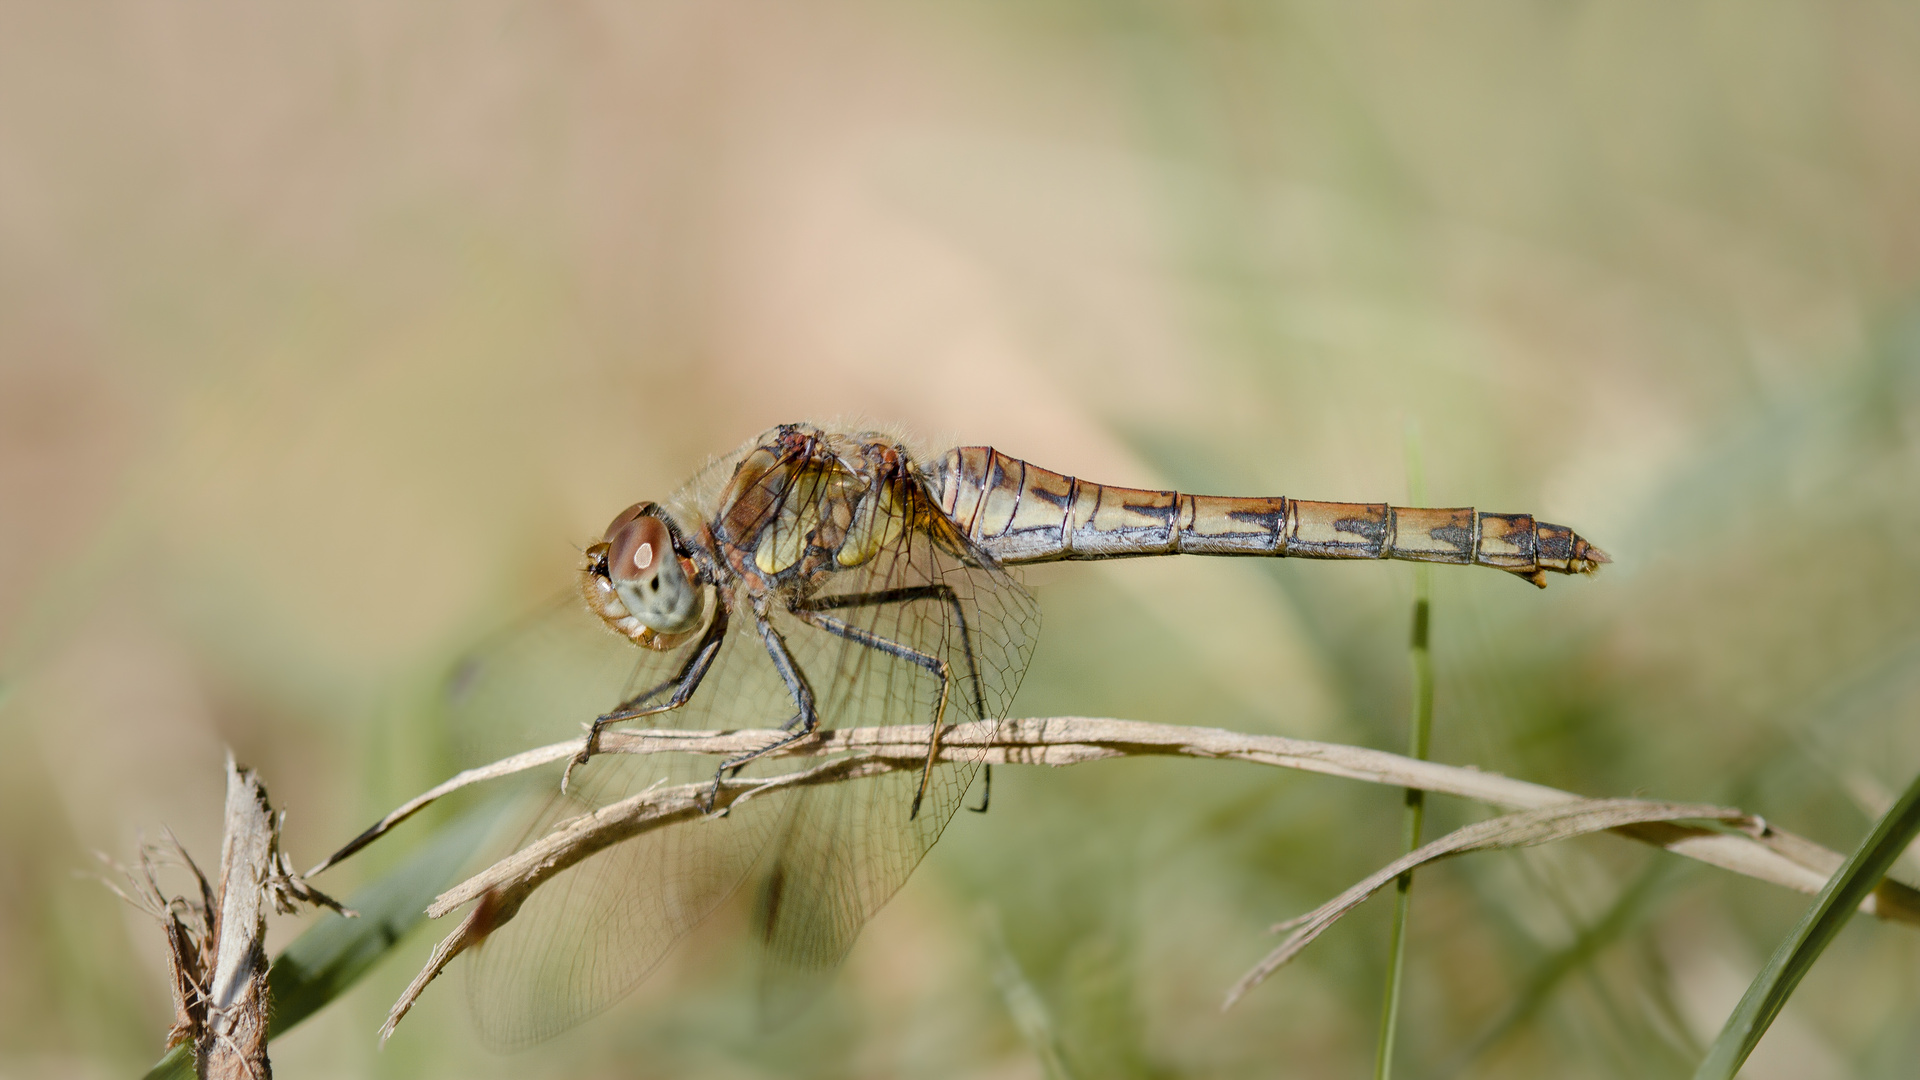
top-left (379, 755), bottom-right (885, 1040)
top-left (1223, 798), bottom-right (1760, 1008)
top-left (105, 757), bottom-right (348, 1075)
top-left (305, 741), bottom-right (580, 877)
top-left (97, 833), bottom-right (216, 1048)
top-left (343, 719), bottom-right (1920, 917)
top-left (205, 756), bottom-right (276, 1080)
top-left (361, 718), bottom-right (1920, 1039)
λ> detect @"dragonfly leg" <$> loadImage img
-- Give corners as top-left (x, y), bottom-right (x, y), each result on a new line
top-left (794, 585), bottom-right (993, 818)
top-left (968, 765), bottom-right (991, 814)
top-left (794, 585), bottom-right (987, 723)
top-left (564, 600), bottom-right (730, 793)
top-left (786, 604), bottom-right (955, 821)
top-left (706, 611), bottom-right (821, 812)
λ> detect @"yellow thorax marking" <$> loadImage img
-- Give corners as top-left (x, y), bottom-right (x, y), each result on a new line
top-left (839, 474), bottom-right (909, 568)
top-left (754, 463), bottom-right (866, 575)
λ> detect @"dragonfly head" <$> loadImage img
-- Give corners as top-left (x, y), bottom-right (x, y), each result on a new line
top-left (581, 502), bottom-right (707, 649)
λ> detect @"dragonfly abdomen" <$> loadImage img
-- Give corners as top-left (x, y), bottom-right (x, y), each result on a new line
top-left (932, 447), bottom-right (1607, 587)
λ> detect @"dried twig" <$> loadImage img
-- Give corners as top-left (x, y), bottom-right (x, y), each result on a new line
top-left (97, 833), bottom-right (214, 1048)
top-left (205, 756), bottom-right (278, 1079)
top-left (305, 741), bottom-right (579, 877)
top-left (104, 756), bottom-right (348, 1079)
top-left (1223, 798), bottom-right (1761, 1008)
top-left (342, 716), bottom-right (1920, 1037)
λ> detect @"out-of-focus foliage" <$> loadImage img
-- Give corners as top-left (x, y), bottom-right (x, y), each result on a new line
top-left (3, 3), bottom-right (1919, 1077)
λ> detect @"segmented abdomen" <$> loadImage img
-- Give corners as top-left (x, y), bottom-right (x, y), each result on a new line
top-left (930, 447), bottom-right (1607, 587)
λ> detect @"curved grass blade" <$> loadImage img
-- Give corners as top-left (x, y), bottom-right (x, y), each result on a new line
top-left (1691, 764), bottom-right (1920, 1080)
top-left (267, 799), bottom-right (509, 1035)
top-left (140, 1041), bottom-right (191, 1080)
top-left (140, 798), bottom-right (508, 1080)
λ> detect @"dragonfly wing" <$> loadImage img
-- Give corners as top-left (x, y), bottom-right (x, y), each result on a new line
top-left (443, 593), bottom-right (804, 1047)
top-left (749, 484), bottom-right (1039, 1016)
top-left (440, 455), bottom-right (1038, 1041)
top-left (462, 753), bottom-right (792, 1046)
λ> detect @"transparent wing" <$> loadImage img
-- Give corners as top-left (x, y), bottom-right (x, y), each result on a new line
top-left (747, 475), bottom-right (1038, 1017)
top-left (446, 593), bottom-right (803, 1048)
top-left (441, 466), bottom-right (1037, 1046)
top-left (442, 591), bottom-right (645, 770)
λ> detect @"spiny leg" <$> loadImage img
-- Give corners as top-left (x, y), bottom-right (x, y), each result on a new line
top-left (707, 609), bottom-right (819, 811)
top-left (788, 605), bottom-right (953, 819)
top-left (796, 585), bottom-right (987, 722)
top-left (795, 585), bottom-right (990, 817)
top-left (564, 601), bottom-right (730, 792)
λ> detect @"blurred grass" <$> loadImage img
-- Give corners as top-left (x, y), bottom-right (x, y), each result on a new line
top-left (2, 1), bottom-right (1919, 1077)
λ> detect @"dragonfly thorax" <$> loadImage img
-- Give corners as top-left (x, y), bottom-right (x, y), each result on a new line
top-left (581, 502), bottom-right (708, 650)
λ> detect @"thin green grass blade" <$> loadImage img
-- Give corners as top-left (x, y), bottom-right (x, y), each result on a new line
top-left (1692, 765), bottom-right (1920, 1080)
top-left (1375, 436), bottom-right (1433, 1080)
top-left (139, 798), bottom-right (507, 1080)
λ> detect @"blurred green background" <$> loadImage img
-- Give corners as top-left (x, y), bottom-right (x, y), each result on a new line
top-left (5, 3), bottom-right (1920, 1077)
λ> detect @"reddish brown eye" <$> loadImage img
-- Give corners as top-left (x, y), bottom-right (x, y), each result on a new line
top-left (606, 512), bottom-right (673, 586)
top-left (602, 502), bottom-right (647, 540)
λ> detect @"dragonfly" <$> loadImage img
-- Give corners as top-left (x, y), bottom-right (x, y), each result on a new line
top-left (444, 421), bottom-right (1607, 1045)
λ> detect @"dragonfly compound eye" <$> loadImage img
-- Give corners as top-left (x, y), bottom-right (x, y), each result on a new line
top-left (604, 509), bottom-right (705, 636)
top-left (601, 501), bottom-right (648, 539)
